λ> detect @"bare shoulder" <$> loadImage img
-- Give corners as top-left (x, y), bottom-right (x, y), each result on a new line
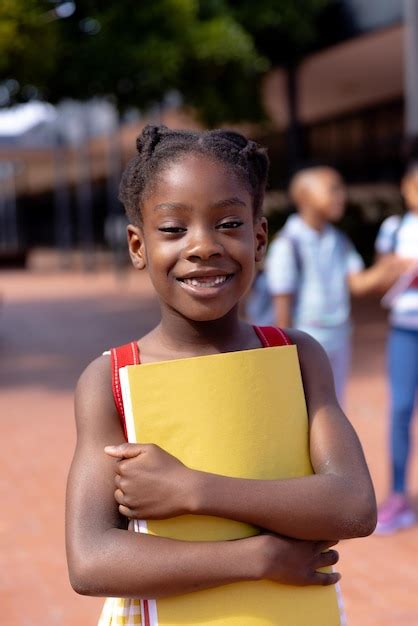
top-left (75, 355), bottom-right (124, 443)
top-left (284, 329), bottom-right (338, 413)
top-left (285, 328), bottom-right (329, 362)
top-left (76, 354), bottom-right (113, 401)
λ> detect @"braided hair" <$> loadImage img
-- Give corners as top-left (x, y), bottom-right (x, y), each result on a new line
top-left (119, 125), bottom-right (269, 224)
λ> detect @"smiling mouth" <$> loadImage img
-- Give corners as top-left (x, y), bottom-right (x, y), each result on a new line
top-left (177, 275), bottom-right (233, 288)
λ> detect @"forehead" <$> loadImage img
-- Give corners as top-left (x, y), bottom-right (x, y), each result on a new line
top-left (145, 153), bottom-right (252, 208)
top-left (316, 168), bottom-right (342, 186)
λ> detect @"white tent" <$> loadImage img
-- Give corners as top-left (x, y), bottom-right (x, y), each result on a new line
top-left (0, 101), bottom-right (57, 145)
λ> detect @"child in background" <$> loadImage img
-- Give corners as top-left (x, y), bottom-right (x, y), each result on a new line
top-left (374, 162), bottom-right (418, 534)
top-left (66, 128), bottom-right (377, 625)
top-left (244, 263), bottom-right (275, 326)
top-left (265, 166), bottom-right (407, 404)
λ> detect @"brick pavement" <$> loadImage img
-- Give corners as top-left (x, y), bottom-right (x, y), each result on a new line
top-left (1, 267), bottom-right (417, 626)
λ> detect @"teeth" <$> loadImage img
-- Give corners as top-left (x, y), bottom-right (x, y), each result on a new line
top-left (182, 275), bottom-right (229, 288)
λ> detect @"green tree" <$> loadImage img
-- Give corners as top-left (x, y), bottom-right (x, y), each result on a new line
top-left (0, 0), bottom-right (331, 134)
top-left (48, 0), bottom-right (268, 125)
top-left (232, 0), bottom-right (332, 165)
top-left (0, 0), bottom-right (57, 96)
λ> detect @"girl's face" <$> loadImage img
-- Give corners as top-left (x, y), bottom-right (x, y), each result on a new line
top-left (128, 153), bottom-right (267, 323)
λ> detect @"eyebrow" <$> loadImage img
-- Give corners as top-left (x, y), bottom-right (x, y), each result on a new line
top-left (211, 197), bottom-right (248, 210)
top-left (153, 197), bottom-right (248, 213)
top-left (153, 202), bottom-right (193, 213)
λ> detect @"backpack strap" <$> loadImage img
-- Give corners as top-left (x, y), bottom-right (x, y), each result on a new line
top-left (280, 233), bottom-right (302, 274)
top-left (389, 215), bottom-right (404, 253)
top-left (110, 341), bottom-right (140, 439)
top-left (254, 325), bottom-right (293, 347)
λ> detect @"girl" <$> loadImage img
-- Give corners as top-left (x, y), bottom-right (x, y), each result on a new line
top-left (375, 162), bottom-right (418, 534)
top-left (66, 126), bottom-right (377, 623)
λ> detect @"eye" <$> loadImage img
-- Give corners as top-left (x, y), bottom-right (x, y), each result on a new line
top-left (158, 226), bottom-right (187, 234)
top-left (217, 220), bottom-right (243, 230)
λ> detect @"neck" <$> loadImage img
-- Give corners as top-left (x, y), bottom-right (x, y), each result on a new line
top-left (299, 208), bottom-right (327, 232)
top-left (156, 305), bottom-right (249, 356)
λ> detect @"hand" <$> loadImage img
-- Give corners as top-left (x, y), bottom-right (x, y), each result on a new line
top-left (374, 254), bottom-right (417, 291)
top-left (104, 443), bottom-right (196, 520)
top-left (253, 533), bottom-right (341, 587)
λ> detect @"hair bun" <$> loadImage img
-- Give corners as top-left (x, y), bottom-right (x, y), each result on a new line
top-left (136, 125), bottom-right (168, 157)
top-left (241, 139), bottom-right (258, 158)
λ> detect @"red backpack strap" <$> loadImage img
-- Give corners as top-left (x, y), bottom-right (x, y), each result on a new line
top-left (254, 325), bottom-right (293, 347)
top-left (110, 341), bottom-right (140, 439)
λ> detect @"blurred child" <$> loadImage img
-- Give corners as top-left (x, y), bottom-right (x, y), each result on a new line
top-left (244, 264), bottom-right (275, 326)
top-left (374, 162), bottom-right (418, 534)
top-left (266, 166), bottom-right (407, 403)
top-left (66, 129), bottom-right (377, 625)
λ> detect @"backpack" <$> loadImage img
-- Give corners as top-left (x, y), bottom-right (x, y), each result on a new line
top-left (280, 229), bottom-right (351, 275)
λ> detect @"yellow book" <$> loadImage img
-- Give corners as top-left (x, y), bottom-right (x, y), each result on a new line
top-left (120, 345), bottom-right (341, 626)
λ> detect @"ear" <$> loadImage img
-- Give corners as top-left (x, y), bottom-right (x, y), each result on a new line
top-left (254, 216), bottom-right (268, 263)
top-left (127, 224), bottom-right (147, 270)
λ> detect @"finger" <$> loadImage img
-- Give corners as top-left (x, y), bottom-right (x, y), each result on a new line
top-left (105, 443), bottom-right (144, 459)
top-left (311, 571), bottom-right (341, 586)
top-left (316, 549), bottom-right (339, 569)
top-left (114, 488), bottom-right (125, 505)
top-left (118, 504), bottom-right (135, 519)
top-left (114, 474), bottom-right (123, 489)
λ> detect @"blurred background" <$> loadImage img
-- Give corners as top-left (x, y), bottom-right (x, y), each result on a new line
top-left (1, 2), bottom-right (418, 625)
top-left (3, 0), bottom-right (418, 267)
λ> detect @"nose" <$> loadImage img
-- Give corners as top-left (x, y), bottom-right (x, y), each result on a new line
top-left (183, 228), bottom-right (224, 262)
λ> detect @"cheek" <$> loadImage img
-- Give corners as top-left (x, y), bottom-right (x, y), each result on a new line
top-left (144, 240), bottom-right (178, 280)
top-left (235, 234), bottom-right (257, 277)
top-left (311, 190), bottom-right (328, 209)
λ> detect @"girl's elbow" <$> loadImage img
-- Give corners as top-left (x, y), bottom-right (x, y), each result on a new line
top-left (69, 568), bottom-right (92, 596)
top-left (68, 555), bottom-right (102, 596)
top-left (357, 500), bottom-right (377, 537)
top-left (343, 494), bottom-right (377, 538)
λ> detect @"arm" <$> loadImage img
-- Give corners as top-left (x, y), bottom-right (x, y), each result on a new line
top-left (111, 333), bottom-right (376, 542)
top-left (348, 255), bottom-right (414, 297)
top-left (272, 293), bottom-right (293, 328)
top-left (66, 356), bottom-right (339, 598)
top-left (265, 236), bottom-right (297, 328)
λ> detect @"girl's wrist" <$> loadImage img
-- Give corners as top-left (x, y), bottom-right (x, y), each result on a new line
top-left (186, 469), bottom-right (208, 514)
top-left (245, 534), bottom-right (274, 581)
top-left (222, 535), bottom-right (266, 583)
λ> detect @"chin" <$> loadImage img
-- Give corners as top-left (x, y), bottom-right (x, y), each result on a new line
top-left (176, 301), bottom-right (236, 323)
top-left (185, 309), bottom-right (232, 323)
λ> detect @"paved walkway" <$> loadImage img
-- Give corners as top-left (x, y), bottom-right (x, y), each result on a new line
top-left (1, 267), bottom-right (417, 626)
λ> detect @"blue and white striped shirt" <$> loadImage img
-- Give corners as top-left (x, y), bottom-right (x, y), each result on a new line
top-left (265, 214), bottom-right (364, 351)
top-left (375, 212), bottom-right (418, 329)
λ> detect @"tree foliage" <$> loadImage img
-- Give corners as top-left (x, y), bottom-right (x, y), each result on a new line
top-left (0, 0), bottom-right (57, 91)
top-left (0, 0), bottom-right (332, 124)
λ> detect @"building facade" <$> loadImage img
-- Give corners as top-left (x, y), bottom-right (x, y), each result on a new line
top-left (263, 0), bottom-right (407, 184)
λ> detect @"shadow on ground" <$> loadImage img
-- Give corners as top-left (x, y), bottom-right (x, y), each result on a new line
top-left (0, 293), bottom-right (160, 391)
